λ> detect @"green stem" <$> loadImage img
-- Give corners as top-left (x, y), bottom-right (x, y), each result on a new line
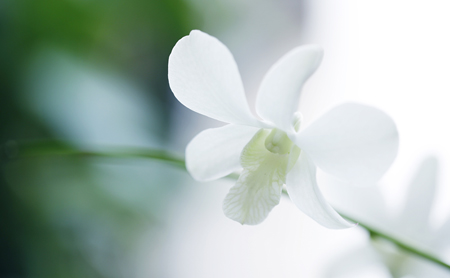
top-left (2, 140), bottom-right (186, 169)
top-left (340, 213), bottom-right (450, 271)
top-left (3, 140), bottom-right (450, 271)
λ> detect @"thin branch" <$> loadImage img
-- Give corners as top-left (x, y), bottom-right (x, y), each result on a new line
top-left (3, 140), bottom-right (450, 271)
top-left (341, 213), bottom-right (450, 270)
top-left (2, 140), bottom-right (185, 169)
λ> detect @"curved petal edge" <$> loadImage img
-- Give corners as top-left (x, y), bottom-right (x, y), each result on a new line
top-left (296, 102), bottom-right (399, 184)
top-left (186, 124), bottom-right (259, 181)
top-left (286, 151), bottom-right (353, 229)
top-left (256, 45), bottom-right (323, 132)
top-left (168, 30), bottom-right (261, 127)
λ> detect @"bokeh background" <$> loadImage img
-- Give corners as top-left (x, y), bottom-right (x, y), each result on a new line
top-left (1, 1), bottom-right (450, 277)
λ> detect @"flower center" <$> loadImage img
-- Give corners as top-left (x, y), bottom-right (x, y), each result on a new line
top-left (264, 112), bottom-right (303, 155)
top-left (264, 129), bottom-right (293, 154)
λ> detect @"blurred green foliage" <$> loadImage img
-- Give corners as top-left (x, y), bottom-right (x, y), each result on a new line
top-left (0, 0), bottom-right (199, 277)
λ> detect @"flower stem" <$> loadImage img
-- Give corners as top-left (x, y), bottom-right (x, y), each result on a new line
top-left (3, 140), bottom-right (450, 271)
top-left (1, 140), bottom-right (186, 169)
top-left (340, 213), bottom-right (450, 271)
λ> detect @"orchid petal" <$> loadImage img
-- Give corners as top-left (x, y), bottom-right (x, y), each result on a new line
top-left (400, 156), bottom-right (438, 237)
top-left (286, 151), bottom-right (353, 229)
top-left (255, 45), bottom-right (323, 132)
top-left (295, 103), bottom-right (398, 184)
top-left (168, 30), bottom-right (261, 127)
top-left (186, 124), bottom-right (259, 181)
top-left (223, 129), bottom-right (287, 225)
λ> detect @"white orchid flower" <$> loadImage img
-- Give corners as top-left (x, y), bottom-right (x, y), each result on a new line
top-left (324, 157), bottom-right (450, 277)
top-left (168, 30), bottom-right (399, 228)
